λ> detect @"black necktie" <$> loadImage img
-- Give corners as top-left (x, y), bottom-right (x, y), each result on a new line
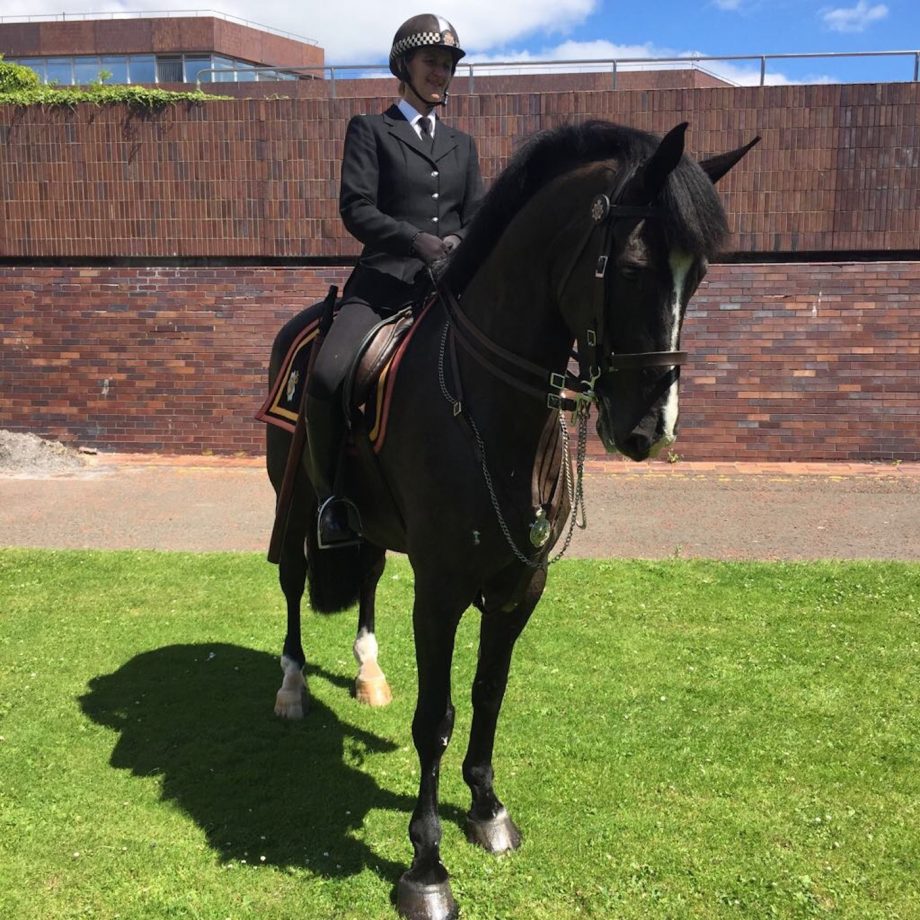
top-left (418, 116), bottom-right (434, 151)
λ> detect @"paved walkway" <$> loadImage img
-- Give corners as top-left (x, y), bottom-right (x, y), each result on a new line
top-left (2, 453), bottom-right (918, 561)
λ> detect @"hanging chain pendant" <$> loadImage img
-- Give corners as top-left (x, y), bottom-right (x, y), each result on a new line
top-left (529, 508), bottom-right (551, 548)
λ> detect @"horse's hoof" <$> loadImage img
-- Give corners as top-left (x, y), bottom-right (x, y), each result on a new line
top-left (354, 658), bottom-right (393, 707)
top-left (465, 808), bottom-right (522, 854)
top-left (355, 673), bottom-right (393, 707)
top-left (274, 687), bottom-right (308, 719)
top-left (396, 873), bottom-right (458, 920)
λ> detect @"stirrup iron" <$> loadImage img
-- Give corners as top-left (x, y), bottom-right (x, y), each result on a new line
top-left (316, 496), bottom-right (363, 550)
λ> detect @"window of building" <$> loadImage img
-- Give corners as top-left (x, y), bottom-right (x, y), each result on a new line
top-left (128, 55), bottom-right (156, 84)
top-left (74, 56), bottom-right (105, 85)
top-left (211, 56), bottom-right (238, 82)
top-left (156, 56), bottom-right (183, 83)
top-left (101, 56), bottom-right (129, 84)
top-left (7, 51), bottom-right (297, 86)
top-left (183, 56), bottom-right (212, 83)
top-left (45, 58), bottom-right (73, 85)
top-left (17, 58), bottom-right (46, 82)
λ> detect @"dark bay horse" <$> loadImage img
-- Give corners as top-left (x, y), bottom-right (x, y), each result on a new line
top-left (265, 120), bottom-right (757, 920)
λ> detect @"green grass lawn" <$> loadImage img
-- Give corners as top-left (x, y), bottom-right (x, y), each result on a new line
top-left (0, 550), bottom-right (917, 919)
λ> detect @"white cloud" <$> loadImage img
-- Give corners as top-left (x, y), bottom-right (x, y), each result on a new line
top-left (700, 60), bottom-right (836, 86)
top-left (0, 0), bottom-right (597, 62)
top-left (466, 39), bottom-right (835, 87)
top-left (467, 39), bottom-right (662, 69)
top-left (712, 0), bottom-right (744, 9)
top-left (821, 1), bottom-right (888, 33)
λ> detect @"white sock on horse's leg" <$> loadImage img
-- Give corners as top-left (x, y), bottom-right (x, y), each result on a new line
top-left (274, 654), bottom-right (308, 719)
top-left (354, 628), bottom-right (393, 707)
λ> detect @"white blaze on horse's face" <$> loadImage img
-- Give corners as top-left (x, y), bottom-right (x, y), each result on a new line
top-left (654, 249), bottom-right (694, 454)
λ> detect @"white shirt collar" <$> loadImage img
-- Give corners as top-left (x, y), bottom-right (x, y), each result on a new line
top-left (397, 98), bottom-right (435, 137)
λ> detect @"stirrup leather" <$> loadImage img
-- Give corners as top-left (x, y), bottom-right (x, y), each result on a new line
top-left (316, 496), bottom-right (364, 550)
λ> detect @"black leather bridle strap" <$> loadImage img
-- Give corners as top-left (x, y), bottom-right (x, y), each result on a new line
top-left (441, 287), bottom-right (587, 410)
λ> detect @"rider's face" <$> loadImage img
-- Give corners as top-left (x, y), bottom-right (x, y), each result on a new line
top-left (403, 48), bottom-right (454, 108)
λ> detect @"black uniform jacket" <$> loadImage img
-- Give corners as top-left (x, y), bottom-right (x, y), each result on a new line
top-left (339, 104), bottom-right (483, 290)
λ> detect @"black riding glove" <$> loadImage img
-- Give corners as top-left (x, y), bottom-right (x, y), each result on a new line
top-left (412, 232), bottom-right (450, 264)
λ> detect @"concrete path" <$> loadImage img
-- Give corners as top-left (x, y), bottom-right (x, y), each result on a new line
top-left (2, 454), bottom-right (918, 561)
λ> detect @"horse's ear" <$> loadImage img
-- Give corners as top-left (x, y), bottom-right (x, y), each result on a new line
top-left (699, 136), bottom-right (761, 184)
top-left (642, 122), bottom-right (688, 198)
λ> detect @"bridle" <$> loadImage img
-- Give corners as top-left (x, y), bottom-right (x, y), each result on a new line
top-left (561, 174), bottom-right (688, 390)
top-left (438, 167), bottom-right (688, 413)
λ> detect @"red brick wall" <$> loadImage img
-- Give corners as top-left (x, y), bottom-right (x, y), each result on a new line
top-left (1, 262), bottom-right (917, 461)
top-left (2, 81), bottom-right (919, 258)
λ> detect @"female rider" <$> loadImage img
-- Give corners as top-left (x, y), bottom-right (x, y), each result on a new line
top-left (305, 13), bottom-right (483, 547)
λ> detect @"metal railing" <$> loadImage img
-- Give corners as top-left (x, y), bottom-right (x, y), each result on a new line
top-left (197, 50), bottom-right (920, 95)
top-left (0, 9), bottom-right (318, 46)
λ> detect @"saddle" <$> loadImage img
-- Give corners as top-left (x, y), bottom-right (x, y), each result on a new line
top-left (343, 307), bottom-right (416, 423)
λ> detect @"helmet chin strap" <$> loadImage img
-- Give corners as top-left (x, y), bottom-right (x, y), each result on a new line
top-left (406, 79), bottom-right (450, 108)
top-left (401, 64), bottom-right (452, 109)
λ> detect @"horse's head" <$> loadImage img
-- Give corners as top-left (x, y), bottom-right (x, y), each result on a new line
top-left (556, 124), bottom-right (758, 461)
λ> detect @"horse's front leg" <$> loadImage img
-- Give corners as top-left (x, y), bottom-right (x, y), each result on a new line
top-left (396, 581), bottom-right (466, 920)
top-left (462, 568), bottom-right (545, 853)
top-left (353, 546), bottom-right (393, 707)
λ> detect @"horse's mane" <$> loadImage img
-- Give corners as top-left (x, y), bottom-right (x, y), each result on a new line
top-left (443, 120), bottom-right (729, 294)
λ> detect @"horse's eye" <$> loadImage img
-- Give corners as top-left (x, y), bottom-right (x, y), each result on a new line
top-left (619, 264), bottom-right (643, 282)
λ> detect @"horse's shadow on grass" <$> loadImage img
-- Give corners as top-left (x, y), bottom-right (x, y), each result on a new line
top-left (79, 643), bottom-right (454, 883)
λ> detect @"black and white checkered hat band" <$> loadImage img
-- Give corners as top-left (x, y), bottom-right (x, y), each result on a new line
top-left (390, 32), bottom-right (457, 62)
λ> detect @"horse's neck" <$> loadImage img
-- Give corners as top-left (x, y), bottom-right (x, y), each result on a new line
top-left (459, 258), bottom-right (572, 375)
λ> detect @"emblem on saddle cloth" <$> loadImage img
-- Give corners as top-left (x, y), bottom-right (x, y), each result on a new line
top-left (255, 320), bottom-right (320, 432)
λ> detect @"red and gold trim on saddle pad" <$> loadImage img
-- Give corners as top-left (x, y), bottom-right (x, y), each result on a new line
top-left (369, 299), bottom-right (434, 454)
top-left (255, 317), bottom-right (321, 433)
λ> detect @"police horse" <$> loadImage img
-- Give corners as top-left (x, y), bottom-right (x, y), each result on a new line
top-left (263, 121), bottom-right (756, 920)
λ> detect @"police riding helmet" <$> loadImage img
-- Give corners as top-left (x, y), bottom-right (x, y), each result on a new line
top-left (389, 14), bottom-right (465, 101)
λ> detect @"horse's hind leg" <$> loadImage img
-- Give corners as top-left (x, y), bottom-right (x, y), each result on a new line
top-left (274, 505), bottom-right (311, 719)
top-left (462, 568), bottom-right (546, 853)
top-left (269, 425), bottom-right (311, 720)
top-left (353, 545), bottom-right (393, 707)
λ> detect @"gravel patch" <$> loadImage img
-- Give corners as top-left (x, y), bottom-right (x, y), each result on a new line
top-left (0, 430), bottom-right (91, 475)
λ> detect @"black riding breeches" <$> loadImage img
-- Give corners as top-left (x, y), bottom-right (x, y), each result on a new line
top-left (306, 297), bottom-right (388, 402)
top-left (307, 261), bottom-right (422, 404)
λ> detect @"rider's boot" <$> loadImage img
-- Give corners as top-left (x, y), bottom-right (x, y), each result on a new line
top-left (304, 391), bottom-right (362, 549)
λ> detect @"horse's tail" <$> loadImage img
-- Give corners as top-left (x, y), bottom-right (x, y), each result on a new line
top-left (305, 527), bottom-right (363, 614)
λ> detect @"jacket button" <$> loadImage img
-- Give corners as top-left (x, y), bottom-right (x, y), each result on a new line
top-left (431, 217), bottom-right (439, 223)
top-left (431, 170), bottom-right (439, 177)
top-left (432, 192), bottom-right (439, 199)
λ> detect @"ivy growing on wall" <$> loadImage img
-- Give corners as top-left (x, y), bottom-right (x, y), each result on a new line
top-left (0, 55), bottom-right (227, 108)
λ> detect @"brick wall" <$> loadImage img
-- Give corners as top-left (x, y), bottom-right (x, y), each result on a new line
top-left (2, 262), bottom-right (917, 461)
top-left (0, 16), bottom-right (323, 67)
top-left (2, 81), bottom-right (919, 258)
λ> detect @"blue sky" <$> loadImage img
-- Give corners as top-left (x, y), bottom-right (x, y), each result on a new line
top-left (9, 0), bottom-right (919, 85)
